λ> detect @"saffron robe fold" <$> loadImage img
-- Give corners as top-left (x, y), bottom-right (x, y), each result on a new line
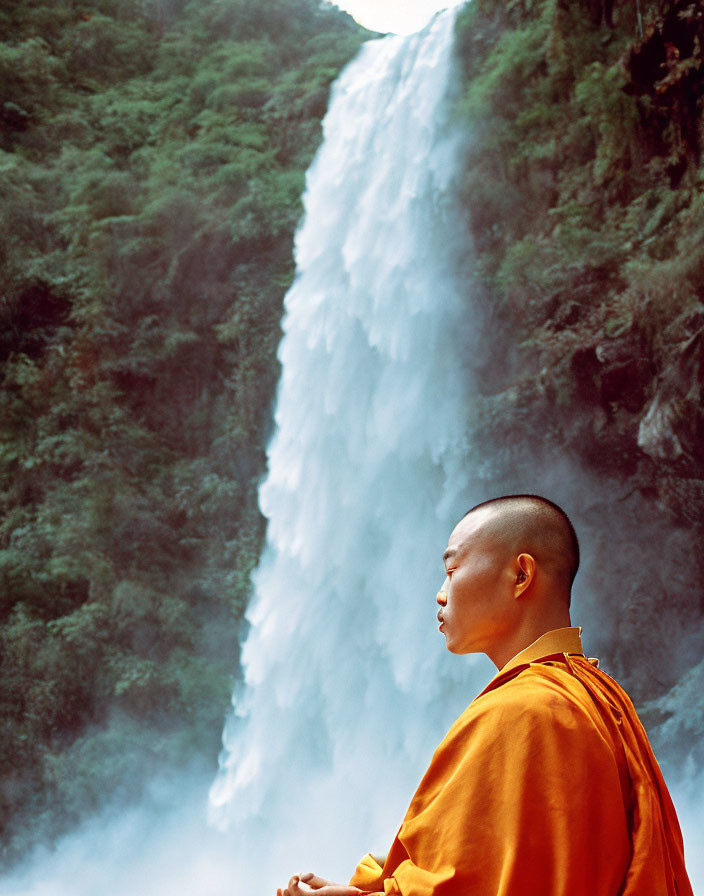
top-left (349, 632), bottom-right (693, 896)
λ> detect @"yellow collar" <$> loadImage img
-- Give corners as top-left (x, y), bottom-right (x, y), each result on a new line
top-left (499, 626), bottom-right (584, 676)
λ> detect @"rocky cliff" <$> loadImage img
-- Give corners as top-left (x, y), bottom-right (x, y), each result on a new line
top-left (454, 0), bottom-right (704, 772)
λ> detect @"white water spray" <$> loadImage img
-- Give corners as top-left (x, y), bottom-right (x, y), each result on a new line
top-left (5, 8), bottom-right (700, 896)
top-left (208, 8), bottom-right (492, 887)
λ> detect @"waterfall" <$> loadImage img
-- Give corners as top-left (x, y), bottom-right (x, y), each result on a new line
top-left (2, 9), bottom-right (702, 896)
top-left (209, 8), bottom-right (492, 888)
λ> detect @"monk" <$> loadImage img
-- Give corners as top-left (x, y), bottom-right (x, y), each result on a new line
top-left (276, 494), bottom-right (694, 896)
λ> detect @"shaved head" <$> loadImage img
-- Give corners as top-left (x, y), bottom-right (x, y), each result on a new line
top-left (464, 495), bottom-right (579, 602)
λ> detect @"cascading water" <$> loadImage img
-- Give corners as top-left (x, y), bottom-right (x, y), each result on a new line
top-left (209, 8), bottom-right (494, 888)
top-left (2, 9), bottom-right (702, 896)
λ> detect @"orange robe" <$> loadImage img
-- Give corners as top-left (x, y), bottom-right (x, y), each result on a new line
top-left (349, 627), bottom-right (693, 896)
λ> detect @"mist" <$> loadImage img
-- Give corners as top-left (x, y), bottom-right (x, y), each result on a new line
top-left (2, 3), bottom-right (702, 895)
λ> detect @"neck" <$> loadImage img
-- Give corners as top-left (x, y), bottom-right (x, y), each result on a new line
top-left (488, 608), bottom-right (572, 670)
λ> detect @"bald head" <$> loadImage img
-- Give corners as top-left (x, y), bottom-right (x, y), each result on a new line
top-left (463, 495), bottom-right (579, 603)
top-left (437, 495), bottom-right (578, 663)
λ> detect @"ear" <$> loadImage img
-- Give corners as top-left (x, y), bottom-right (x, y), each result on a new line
top-left (514, 553), bottom-right (536, 598)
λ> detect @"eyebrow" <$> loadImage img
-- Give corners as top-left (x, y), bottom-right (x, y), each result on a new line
top-left (443, 548), bottom-right (456, 563)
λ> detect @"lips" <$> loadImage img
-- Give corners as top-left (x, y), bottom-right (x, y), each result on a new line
top-left (437, 612), bottom-right (445, 624)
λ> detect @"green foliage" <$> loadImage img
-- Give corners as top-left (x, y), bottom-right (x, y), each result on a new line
top-left (454, 0), bottom-right (703, 343)
top-left (573, 61), bottom-right (639, 187)
top-left (62, 14), bottom-right (154, 82)
top-left (0, 0), bottom-right (367, 867)
top-left (461, 14), bottom-right (551, 122)
top-left (453, 0), bottom-right (704, 530)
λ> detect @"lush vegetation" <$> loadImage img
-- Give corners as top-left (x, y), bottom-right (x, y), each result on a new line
top-left (3, 0), bottom-right (702, 868)
top-left (452, 0), bottom-right (704, 721)
top-left (454, 0), bottom-right (704, 505)
top-left (0, 0), bottom-right (366, 864)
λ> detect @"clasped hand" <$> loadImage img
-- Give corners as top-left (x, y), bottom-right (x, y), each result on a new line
top-left (276, 871), bottom-right (362, 896)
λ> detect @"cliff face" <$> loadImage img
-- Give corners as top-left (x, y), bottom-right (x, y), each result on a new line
top-left (2, 0), bottom-right (701, 866)
top-left (0, 0), bottom-right (367, 865)
top-left (454, 0), bottom-right (704, 771)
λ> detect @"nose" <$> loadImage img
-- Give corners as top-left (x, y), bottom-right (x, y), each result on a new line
top-left (436, 587), bottom-right (447, 606)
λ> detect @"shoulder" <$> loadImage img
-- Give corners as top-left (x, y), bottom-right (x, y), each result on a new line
top-left (453, 662), bottom-right (603, 742)
top-left (479, 662), bottom-right (587, 711)
top-left (432, 663), bottom-right (619, 787)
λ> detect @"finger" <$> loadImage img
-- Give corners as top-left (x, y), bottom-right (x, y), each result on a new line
top-left (300, 873), bottom-right (333, 889)
top-left (291, 880), bottom-right (318, 896)
top-left (316, 888), bottom-right (362, 896)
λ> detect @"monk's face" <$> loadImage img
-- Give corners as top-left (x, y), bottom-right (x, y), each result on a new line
top-left (437, 508), bottom-right (519, 655)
